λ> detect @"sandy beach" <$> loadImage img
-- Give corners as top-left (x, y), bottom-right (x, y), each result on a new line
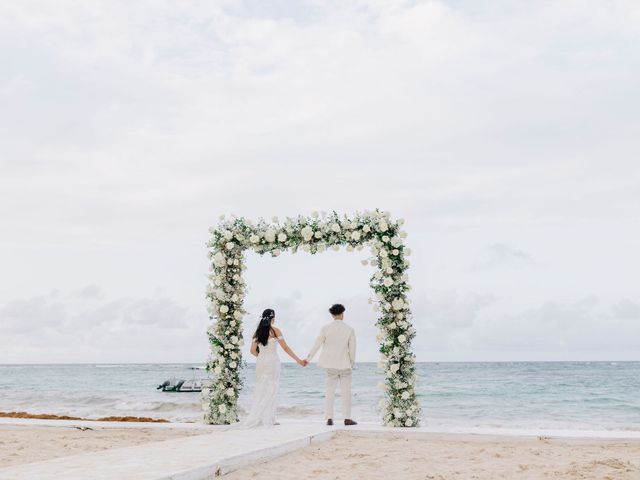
top-left (225, 431), bottom-right (640, 480)
top-left (2, 421), bottom-right (639, 479)
top-left (0, 423), bottom-right (211, 468)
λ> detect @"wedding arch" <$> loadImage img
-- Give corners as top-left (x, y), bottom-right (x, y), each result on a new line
top-left (203, 210), bottom-right (421, 427)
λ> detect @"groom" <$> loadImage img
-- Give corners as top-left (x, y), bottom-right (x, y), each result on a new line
top-left (304, 304), bottom-right (357, 426)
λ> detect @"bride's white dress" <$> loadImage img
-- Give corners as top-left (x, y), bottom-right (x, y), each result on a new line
top-left (241, 336), bottom-right (281, 428)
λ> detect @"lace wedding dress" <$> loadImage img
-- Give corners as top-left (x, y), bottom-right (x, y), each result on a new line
top-left (240, 336), bottom-right (282, 428)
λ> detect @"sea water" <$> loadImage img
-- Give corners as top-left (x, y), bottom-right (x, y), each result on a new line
top-left (1, 362), bottom-right (639, 434)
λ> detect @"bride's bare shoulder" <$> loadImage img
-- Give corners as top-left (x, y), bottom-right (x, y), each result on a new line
top-left (272, 327), bottom-right (283, 337)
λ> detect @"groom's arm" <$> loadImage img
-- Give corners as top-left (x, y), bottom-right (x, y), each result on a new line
top-left (348, 329), bottom-right (356, 368)
top-left (306, 327), bottom-right (325, 362)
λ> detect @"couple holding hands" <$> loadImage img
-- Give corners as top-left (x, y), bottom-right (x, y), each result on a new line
top-left (241, 304), bottom-right (357, 428)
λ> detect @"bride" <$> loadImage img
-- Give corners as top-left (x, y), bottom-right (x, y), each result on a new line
top-left (240, 308), bottom-right (306, 428)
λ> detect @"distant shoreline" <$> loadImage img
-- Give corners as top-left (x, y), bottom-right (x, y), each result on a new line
top-left (1, 360), bottom-right (639, 366)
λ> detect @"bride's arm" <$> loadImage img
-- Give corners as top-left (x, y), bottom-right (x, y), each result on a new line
top-left (273, 328), bottom-right (304, 365)
top-left (250, 339), bottom-right (259, 357)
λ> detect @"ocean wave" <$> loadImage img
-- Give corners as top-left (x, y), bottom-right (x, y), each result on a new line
top-left (276, 405), bottom-right (320, 417)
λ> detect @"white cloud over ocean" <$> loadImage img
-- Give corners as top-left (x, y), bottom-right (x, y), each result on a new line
top-left (0, 0), bottom-right (639, 362)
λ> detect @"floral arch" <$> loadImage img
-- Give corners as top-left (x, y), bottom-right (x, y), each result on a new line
top-left (204, 210), bottom-right (421, 427)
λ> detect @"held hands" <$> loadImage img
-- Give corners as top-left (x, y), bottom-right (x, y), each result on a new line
top-left (298, 359), bottom-right (309, 367)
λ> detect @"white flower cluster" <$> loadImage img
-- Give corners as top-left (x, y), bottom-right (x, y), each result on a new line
top-left (204, 211), bottom-right (421, 427)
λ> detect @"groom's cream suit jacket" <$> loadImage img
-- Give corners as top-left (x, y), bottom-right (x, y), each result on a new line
top-left (308, 320), bottom-right (356, 370)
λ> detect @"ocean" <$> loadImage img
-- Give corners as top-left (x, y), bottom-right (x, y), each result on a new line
top-left (1, 362), bottom-right (639, 435)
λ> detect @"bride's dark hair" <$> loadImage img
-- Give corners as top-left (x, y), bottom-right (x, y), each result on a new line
top-left (253, 308), bottom-right (276, 347)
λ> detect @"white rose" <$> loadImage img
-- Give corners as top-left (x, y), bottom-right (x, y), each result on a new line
top-left (231, 294), bottom-right (238, 302)
top-left (234, 310), bottom-right (242, 320)
top-left (278, 233), bottom-right (287, 242)
top-left (363, 225), bottom-right (371, 233)
top-left (218, 404), bottom-right (227, 413)
top-left (356, 245), bottom-right (364, 251)
top-left (311, 211), bottom-right (319, 218)
top-left (264, 229), bottom-right (276, 242)
top-left (361, 260), bottom-right (368, 266)
top-left (401, 391), bottom-right (411, 400)
top-left (392, 249), bottom-right (399, 255)
top-left (301, 226), bottom-right (314, 241)
top-left (392, 298), bottom-right (405, 311)
top-left (230, 336), bottom-right (238, 344)
top-left (378, 221), bottom-right (389, 232)
top-left (398, 334), bottom-right (407, 343)
top-left (405, 418), bottom-right (413, 427)
top-left (314, 231), bottom-right (323, 239)
top-left (229, 361), bottom-right (237, 369)
top-left (213, 367), bottom-right (221, 374)
top-left (226, 388), bottom-right (235, 396)
top-left (213, 252), bottom-right (226, 267)
top-left (250, 235), bottom-right (260, 243)
top-left (351, 231), bottom-right (361, 241)
top-left (220, 305), bottom-right (229, 314)
top-left (303, 244), bottom-right (311, 252)
top-left (405, 248), bottom-right (411, 256)
top-left (272, 216), bottom-right (279, 223)
top-left (331, 223), bottom-right (341, 233)
top-left (273, 249), bottom-right (281, 257)
top-left (398, 218), bottom-right (405, 225)
top-left (382, 235), bottom-right (390, 243)
top-left (390, 363), bottom-right (400, 373)
top-left (318, 244), bottom-right (327, 252)
top-left (383, 277), bottom-right (393, 287)
top-left (400, 231), bottom-right (408, 238)
top-left (379, 249), bottom-right (388, 258)
top-left (332, 245), bottom-right (340, 251)
top-left (219, 214), bottom-right (225, 221)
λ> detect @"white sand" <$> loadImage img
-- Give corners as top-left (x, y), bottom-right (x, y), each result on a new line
top-left (0, 424), bottom-right (211, 467)
top-left (225, 431), bottom-right (640, 480)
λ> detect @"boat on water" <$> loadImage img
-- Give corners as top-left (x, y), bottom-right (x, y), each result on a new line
top-left (157, 367), bottom-right (210, 392)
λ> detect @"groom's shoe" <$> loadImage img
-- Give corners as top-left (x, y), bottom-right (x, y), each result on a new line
top-left (326, 419), bottom-right (333, 426)
top-left (344, 419), bottom-right (358, 426)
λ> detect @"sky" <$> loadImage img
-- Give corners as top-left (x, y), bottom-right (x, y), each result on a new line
top-left (1, 0), bottom-right (639, 364)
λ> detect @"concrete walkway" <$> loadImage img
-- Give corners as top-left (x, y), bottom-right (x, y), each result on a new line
top-left (0, 423), bottom-right (334, 480)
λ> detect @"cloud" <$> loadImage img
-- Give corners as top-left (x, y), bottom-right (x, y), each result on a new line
top-left (465, 296), bottom-right (640, 359)
top-left (416, 291), bottom-right (496, 328)
top-left (611, 299), bottom-right (640, 319)
top-left (0, 287), bottom-right (208, 363)
top-left (473, 243), bottom-right (535, 270)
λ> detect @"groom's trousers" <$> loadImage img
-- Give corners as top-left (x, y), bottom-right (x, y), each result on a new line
top-left (325, 368), bottom-right (352, 420)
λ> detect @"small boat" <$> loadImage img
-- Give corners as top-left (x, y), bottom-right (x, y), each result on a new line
top-left (157, 368), bottom-right (209, 392)
top-left (157, 377), bottom-right (205, 392)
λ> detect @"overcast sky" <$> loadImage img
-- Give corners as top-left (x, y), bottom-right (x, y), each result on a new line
top-left (1, 0), bottom-right (639, 364)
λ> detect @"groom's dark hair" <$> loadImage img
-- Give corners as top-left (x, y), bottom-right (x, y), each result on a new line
top-left (329, 304), bottom-right (345, 316)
